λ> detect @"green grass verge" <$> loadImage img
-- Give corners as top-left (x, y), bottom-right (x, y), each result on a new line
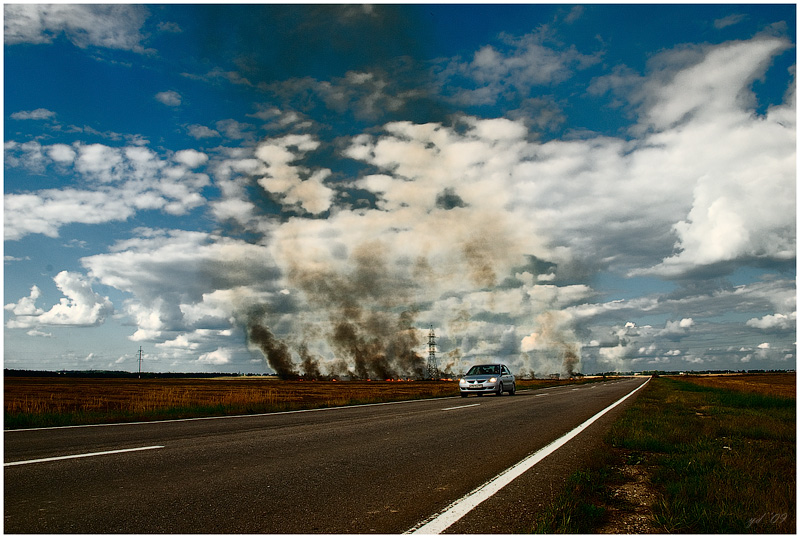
top-left (528, 377), bottom-right (795, 533)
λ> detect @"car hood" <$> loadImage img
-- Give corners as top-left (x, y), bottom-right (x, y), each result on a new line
top-left (461, 374), bottom-right (500, 381)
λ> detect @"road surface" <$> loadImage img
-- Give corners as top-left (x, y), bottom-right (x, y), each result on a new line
top-left (5, 377), bottom-right (649, 533)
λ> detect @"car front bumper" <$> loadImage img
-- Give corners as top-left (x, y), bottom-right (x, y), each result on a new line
top-left (459, 382), bottom-right (501, 394)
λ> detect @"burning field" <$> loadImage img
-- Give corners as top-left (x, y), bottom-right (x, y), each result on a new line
top-left (4, 375), bottom-right (592, 429)
top-left (4, 377), bottom-right (454, 428)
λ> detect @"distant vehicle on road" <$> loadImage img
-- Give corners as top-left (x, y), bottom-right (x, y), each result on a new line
top-left (459, 364), bottom-right (515, 397)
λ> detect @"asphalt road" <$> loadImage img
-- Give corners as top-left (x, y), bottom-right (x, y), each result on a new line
top-left (5, 377), bottom-right (649, 533)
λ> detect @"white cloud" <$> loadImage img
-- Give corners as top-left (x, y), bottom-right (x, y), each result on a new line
top-left (4, 188), bottom-right (135, 240)
top-left (48, 144), bottom-right (76, 164)
top-left (198, 348), bottom-right (232, 365)
top-left (26, 329), bottom-right (54, 338)
top-left (5, 271), bottom-right (113, 329)
top-left (255, 135), bottom-right (334, 215)
top-left (5, 285), bottom-right (45, 317)
top-left (187, 124), bottom-right (221, 139)
top-left (4, 141), bottom-right (209, 240)
top-left (619, 38), bottom-right (796, 276)
top-left (714, 14), bottom-right (747, 30)
top-left (747, 312), bottom-right (796, 330)
top-left (174, 149), bottom-right (208, 168)
top-left (155, 90), bottom-right (182, 107)
top-left (11, 108), bottom-right (55, 120)
top-left (4, 4), bottom-right (151, 52)
top-left (82, 230), bottom-right (282, 347)
top-left (660, 318), bottom-right (694, 338)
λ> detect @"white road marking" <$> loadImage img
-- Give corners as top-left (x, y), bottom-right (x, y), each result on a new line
top-left (406, 378), bottom-right (650, 534)
top-left (441, 403), bottom-right (481, 411)
top-left (534, 393), bottom-right (548, 397)
top-left (4, 445), bottom-right (165, 467)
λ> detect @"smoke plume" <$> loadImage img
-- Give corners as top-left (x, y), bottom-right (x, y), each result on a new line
top-left (298, 343), bottom-right (322, 379)
top-left (285, 241), bottom-right (425, 379)
top-left (246, 312), bottom-right (298, 379)
top-left (521, 311), bottom-right (582, 378)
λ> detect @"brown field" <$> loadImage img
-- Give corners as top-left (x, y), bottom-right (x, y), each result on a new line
top-left (4, 377), bottom-right (456, 417)
top-left (668, 372), bottom-right (796, 399)
top-left (4, 375), bottom-right (591, 428)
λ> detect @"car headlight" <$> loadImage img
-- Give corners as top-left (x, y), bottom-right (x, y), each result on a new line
top-left (459, 378), bottom-right (467, 385)
top-left (489, 377), bottom-right (497, 383)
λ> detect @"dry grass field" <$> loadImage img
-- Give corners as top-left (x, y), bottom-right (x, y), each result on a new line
top-left (4, 375), bottom-right (588, 428)
top-left (670, 372), bottom-right (796, 399)
top-left (5, 377), bottom-right (455, 423)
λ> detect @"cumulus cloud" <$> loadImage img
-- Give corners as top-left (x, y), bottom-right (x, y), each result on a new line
top-left (255, 135), bottom-right (335, 215)
top-left (5, 271), bottom-right (113, 328)
top-left (80, 229), bottom-right (282, 350)
top-left (4, 141), bottom-right (210, 240)
top-left (660, 318), bottom-right (695, 339)
top-left (588, 36), bottom-right (796, 278)
top-left (198, 348), bottom-right (233, 365)
top-left (155, 90), bottom-right (182, 107)
top-left (747, 312), bottom-right (796, 331)
top-left (11, 108), bottom-right (56, 120)
top-left (4, 4), bottom-right (151, 52)
top-left (5, 285), bottom-right (45, 317)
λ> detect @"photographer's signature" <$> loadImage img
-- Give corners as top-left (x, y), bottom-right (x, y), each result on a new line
top-left (746, 512), bottom-right (788, 528)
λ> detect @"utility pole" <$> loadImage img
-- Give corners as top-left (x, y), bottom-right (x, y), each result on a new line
top-left (138, 346), bottom-right (143, 378)
top-left (426, 326), bottom-right (440, 380)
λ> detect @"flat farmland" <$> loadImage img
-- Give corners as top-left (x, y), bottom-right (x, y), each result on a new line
top-left (4, 375), bottom-right (590, 429)
top-left (670, 372), bottom-right (796, 398)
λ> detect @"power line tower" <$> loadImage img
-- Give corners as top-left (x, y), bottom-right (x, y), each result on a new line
top-left (137, 346), bottom-right (143, 378)
top-left (426, 326), bottom-right (440, 380)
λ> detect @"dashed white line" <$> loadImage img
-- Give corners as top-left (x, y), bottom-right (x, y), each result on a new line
top-left (406, 379), bottom-right (650, 534)
top-left (441, 403), bottom-right (481, 411)
top-left (4, 445), bottom-right (165, 467)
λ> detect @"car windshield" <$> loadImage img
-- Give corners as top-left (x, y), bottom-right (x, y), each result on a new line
top-left (466, 365), bottom-right (500, 375)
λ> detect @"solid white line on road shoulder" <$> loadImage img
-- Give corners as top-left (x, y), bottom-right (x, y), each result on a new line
top-left (4, 445), bottom-right (165, 467)
top-left (406, 378), bottom-right (650, 534)
top-left (441, 404), bottom-right (481, 411)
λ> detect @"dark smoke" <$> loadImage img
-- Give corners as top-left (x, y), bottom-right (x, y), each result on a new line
top-left (288, 241), bottom-right (425, 379)
top-left (298, 343), bottom-right (322, 378)
top-left (562, 343), bottom-right (580, 378)
top-left (246, 313), bottom-right (298, 379)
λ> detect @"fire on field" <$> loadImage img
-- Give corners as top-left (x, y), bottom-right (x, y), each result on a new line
top-left (4, 376), bottom-right (459, 428)
top-left (4, 375), bottom-right (590, 429)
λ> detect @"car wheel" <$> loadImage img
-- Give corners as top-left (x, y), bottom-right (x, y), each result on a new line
top-left (509, 383), bottom-right (516, 395)
top-left (496, 382), bottom-right (503, 396)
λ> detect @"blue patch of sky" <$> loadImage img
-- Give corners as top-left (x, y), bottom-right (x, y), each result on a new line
top-left (592, 271), bottom-right (675, 303)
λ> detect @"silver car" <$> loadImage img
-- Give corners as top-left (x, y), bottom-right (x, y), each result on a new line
top-left (459, 364), bottom-right (516, 397)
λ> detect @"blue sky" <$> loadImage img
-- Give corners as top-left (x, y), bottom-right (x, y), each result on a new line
top-left (4, 4), bottom-right (796, 377)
